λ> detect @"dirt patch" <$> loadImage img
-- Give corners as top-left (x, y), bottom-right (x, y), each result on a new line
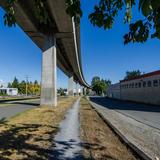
top-left (80, 97), bottom-right (138, 160)
top-left (0, 97), bottom-right (77, 160)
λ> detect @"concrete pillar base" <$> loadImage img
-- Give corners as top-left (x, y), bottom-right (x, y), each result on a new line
top-left (40, 36), bottom-right (57, 106)
top-left (68, 76), bottom-right (74, 96)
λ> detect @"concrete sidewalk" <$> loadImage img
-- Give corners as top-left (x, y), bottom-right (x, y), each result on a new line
top-left (90, 101), bottom-right (160, 160)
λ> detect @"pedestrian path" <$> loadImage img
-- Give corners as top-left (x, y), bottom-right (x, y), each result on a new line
top-left (52, 98), bottom-right (82, 160)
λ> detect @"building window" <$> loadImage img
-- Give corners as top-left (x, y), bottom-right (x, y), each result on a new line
top-left (135, 83), bottom-right (138, 88)
top-left (143, 81), bottom-right (146, 87)
top-left (147, 81), bottom-right (152, 87)
top-left (153, 80), bottom-right (158, 87)
top-left (138, 82), bottom-right (141, 88)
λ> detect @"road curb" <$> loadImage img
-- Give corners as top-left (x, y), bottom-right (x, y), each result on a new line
top-left (0, 97), bottom-right (39, 103)
top-left (88, 100), bottom-right (152, 160)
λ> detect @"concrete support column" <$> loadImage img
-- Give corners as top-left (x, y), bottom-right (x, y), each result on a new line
top-left (40, 36), bottom-right (57, 106)
top-left (75, 83), bottom-right (78, 96)
top-left (83, 87), bottom-right (86, 95)
top-left (78, 86), bottom-right (82, 95)
top-left (68, 76), bottom-right (74, 96)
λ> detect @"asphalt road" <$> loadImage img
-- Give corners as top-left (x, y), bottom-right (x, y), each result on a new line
top-left (90, 97), bottom-right (160, 130)
top-left (0, 99), bottom-right (40, 121)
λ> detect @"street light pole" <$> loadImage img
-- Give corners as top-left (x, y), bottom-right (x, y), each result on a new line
top-left (25, 75), bottom-right (29, 97)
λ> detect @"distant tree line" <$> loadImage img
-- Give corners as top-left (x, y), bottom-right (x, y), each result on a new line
top-left (57, 88), bottom-right (67, 96)
top-left (8, 77), bottom-right (40, 95)
top-left (91, 76), bottom-right (111, 95)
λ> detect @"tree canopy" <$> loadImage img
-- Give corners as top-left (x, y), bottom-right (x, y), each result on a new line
top-left (124, 70), bottom-right (142, 80)
top-left (91, 76), bottom-right (111, 95)
top-left (2, 0), bottom-right (160, 44)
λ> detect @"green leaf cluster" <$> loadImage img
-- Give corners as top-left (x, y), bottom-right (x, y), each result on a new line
top-left (89, 0), bottom-right (124, 30)
top-left (66, 0), bottom-right (82, 23)
top-left (3, 0), bottom-right (17, 27)
top-left (91, 76), bottom-right (111, 95)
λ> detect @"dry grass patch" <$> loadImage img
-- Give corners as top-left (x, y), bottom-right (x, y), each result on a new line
top-left (0, 97), bottom-right (77, 160)
top-left (80, 97), bottom-right (138, 160)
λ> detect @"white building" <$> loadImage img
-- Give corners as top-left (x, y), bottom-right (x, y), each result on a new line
top-left (0, 88), bottom-right (18, 96)
top-left (106, 70), bottom-right (160, 105)
top-left (106, 83), bottom-right (120, 99)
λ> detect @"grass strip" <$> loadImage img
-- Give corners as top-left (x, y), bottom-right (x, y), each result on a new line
top-left (0, 97), bottom-right (77, 160)
top-left (80, 97), bottom-right (138, 160)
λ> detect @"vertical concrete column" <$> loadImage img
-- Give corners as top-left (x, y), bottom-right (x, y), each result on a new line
top-left (83, 87), bottom-right (86, 95)
top-left (68, 76), bottom-right (74, 96)
top-left (79, 86), bottom-right (82, 95)
top-left (40, 36), bottom-right (57, 106)
top-left (76, 83), bottom-right (79, 96)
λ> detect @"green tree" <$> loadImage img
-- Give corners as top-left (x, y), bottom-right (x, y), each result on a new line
top-left (3, 0), bottom-right (160, 44)
top-left (18, 80), bottom-right (26, 94)
top-left (92, 81), bottom-right (106, 95)
top-left (11, 77), bottom-right (19, 88)
top-left (91, 76), bottom-right (111, 95)
top-left (58, 88), bottom-right (67, 96)
top-left (33, 81), bottom-right (40, 95)
top-left (124, 70), bottom-right (142, 80)
top-left (7, 82), bottom-right (12, 88)
top-left (91, 76), bottom-right (101, 86)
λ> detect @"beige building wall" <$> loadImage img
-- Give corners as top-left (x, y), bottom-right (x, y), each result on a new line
top-left (120, 74), bottom-right (160, 105)
top-left (107, 83), bottom-right (120, 99)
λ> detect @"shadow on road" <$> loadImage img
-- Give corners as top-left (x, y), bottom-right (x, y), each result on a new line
top-left (90, 97), bottom-right (160, 113)
top-left (12, 102), bottom-right (40, 106)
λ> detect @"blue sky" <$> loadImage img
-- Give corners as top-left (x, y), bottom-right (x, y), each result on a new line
top-left (0, 1), bottom-right (160, 88)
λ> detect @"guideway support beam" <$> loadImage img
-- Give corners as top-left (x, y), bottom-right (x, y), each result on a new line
top-left (40, 36), bottom-right (57, 106)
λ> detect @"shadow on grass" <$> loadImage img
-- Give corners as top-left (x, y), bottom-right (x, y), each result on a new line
top-left (82, 142), bottom-right (118, 160)
top-left (0, 122), bottom-right (58, 160)
top-left (50, 140), bottom-right (118, 160)
top-left (51, 139), bottom-right (83, 160)
top-left (0, 117), bottom-right (7, 125)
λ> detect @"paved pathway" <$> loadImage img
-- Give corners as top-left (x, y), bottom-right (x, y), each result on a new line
top-left (52, 98), bottom-right (82, 160)
top-left (90, 97), bottom-right (160, 160)
top-left (0, 99), bottom-right (40, 120)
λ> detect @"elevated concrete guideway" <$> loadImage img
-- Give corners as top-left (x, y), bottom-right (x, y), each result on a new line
top-left (0, 0), bottom-right (90, 106)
